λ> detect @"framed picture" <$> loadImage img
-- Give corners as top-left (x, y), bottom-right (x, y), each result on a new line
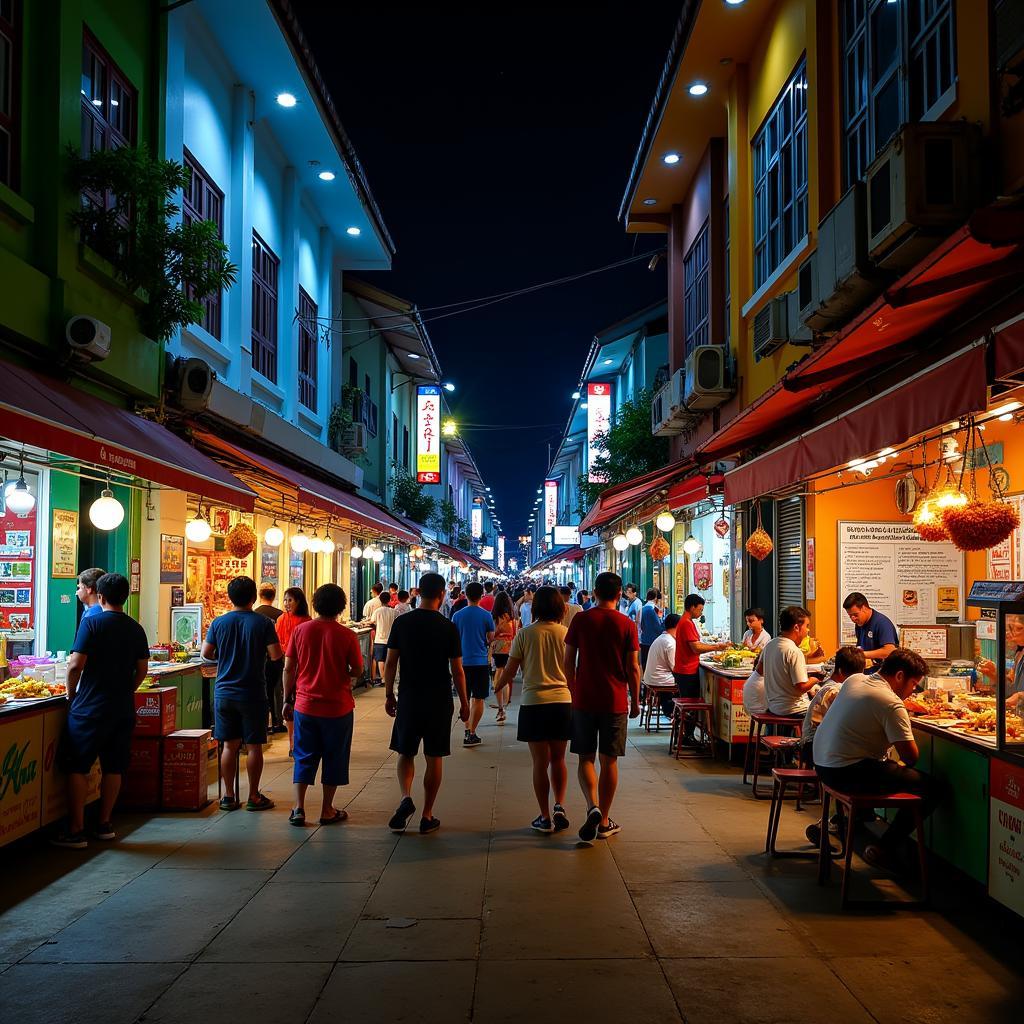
top-left (170, 585), bottom-right (185, 608)
top-left (160, 534), bottom-right (185, 584)
top-left (170, 603), bottom-right (204, 649)
top-left (209, 507), bottom-right (232, 535)
top-left (260, 544), bottom-right (279, 584)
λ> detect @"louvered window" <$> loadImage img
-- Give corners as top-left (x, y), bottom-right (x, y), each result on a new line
top-left (182, 149), bottom-right (224, 338)
top-left (0, 0), bottom-right (20, 188)
top-left (683, 219), bottom-right (710, 357)
top-left (297, 287), bottom-right (317, 410)
top-left (251, 231), bottom-right (279, 383)
top-left (775, 497), bottom-right (805, 609)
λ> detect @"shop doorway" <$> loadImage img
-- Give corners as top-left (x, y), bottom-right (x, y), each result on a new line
top-left (744, 502), bottom-right (776, 633)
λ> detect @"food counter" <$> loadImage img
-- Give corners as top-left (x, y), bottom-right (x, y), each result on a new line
top-left (698, 658), bottom-right (755, 760)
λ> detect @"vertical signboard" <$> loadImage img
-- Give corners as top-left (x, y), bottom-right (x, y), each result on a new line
top-left (416, 385), bottom-right (441, 483)
top-left (587, 382), bottom-right (611, 482)
top-left (498, 535), bottom-right (505, 570)
top-left (990, 757), bottom-right (1024, 917)
top-left (544, 479), bottom-right (558, 532)
top-left (471, 501), bottom-right (483, 540)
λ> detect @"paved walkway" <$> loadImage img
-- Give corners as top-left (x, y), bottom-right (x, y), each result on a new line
top-left (1, 683), bottom-right (1022, 1023)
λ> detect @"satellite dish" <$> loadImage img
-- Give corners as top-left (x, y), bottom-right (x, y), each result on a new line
top-left (895, 473), bottom-right (919, 516)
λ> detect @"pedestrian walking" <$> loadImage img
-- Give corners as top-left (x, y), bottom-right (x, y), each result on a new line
top-left (559, 585), bottom-right (580, 628)
top-left (276, 587), bottom-right (312, 753)
top-left (563, 571), bottom-right (641, 843)
top-left (519, 586), bottom-right (535, 627)
top-left (453, 581), bottom-right (495, 745)
top-left (495, 586), bottom-right (572, 833)
top-left (202, 576), bottom-right (282, 811)
top-left (282, 584), bottom-right (363, 826)
top-left (369, 591), bottom-right (400, 685)
top-left (490, 591), bottom-right (516, 720)
top-left (254, 582), bottom-right (286, 734)
top-left (362, 582), bottom-right (385, 621)
top-left (51, 573), bottom-right (149, 848)
top-left (450, 585), bottom-right (468, 616)
top-left (480, 580), bottom-right (496, 612)
top-left (387, 582), bottom-right (400, 607)
top-left (384, 573), bottom-right (469, 835)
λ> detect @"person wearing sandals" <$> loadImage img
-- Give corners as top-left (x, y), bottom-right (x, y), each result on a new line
top-left (203, 576), bottom-right (283, 812)
top-left (276, 588), bottom-right (311, 754)
top-left (495, 586), bottom-right (572, 834)
top-left (282, 584), bottom-right (363, 827)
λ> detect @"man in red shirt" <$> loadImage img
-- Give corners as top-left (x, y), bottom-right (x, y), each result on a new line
top-left (563, 571), bottom-right (641, 843)
top-left (388, 583), bottom-right (400, 608)
top-left (673, 593), bottom-right (730, 734)
top-left (479, 581), bottom-right (496, 613)
top-left (282, 583), bottom-right (363, 826)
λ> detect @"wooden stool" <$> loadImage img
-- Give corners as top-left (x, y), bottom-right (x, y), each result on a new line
top-left (744, 712), bottom-right (802, 791)
top-left (765, 768), bottom-right (819, 857)
top-left (671, 698), bottom-right (714, 758)
top-left (817, 784), bottom-right (929, 908)
top-left (643, 682), bottom-right (678, 733)
top-left (752, 735), bottom-right (802, 799)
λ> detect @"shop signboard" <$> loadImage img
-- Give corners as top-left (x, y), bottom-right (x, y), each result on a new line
top-left (805, 537), bottom-right (816, 600)
top-left (416, 385), bottom-right (441, 484)
top-left (989, 757), bottom-right (1024, 918)
top-left (586, 383), bottom-right (611, 483)
top-left (471, 503), bottom-right (482, 540)
top-left (481, 545), bottom-right (494, 561)
top-left (545, 480), bottom-right (558, 532)
top-left (51, 509), bottom-right (78, 578)
top-left (553, 525), bottom-right (580, 546)
top-left (0, 709), bottom-right (43, 846)
top-left (498, 535), bottom-right (505, 570)
top-left (160, 534), bottom-right (185, 584)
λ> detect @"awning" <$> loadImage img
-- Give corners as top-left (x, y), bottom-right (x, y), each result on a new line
top-left (723, 342), bottom-right (988, 505)
top-left (436, 542), bottom-right (492, 574)
top-left (578, 461), bottom-right (698, 533)
top-left (530, 546), bottom-right (587, 574)
top-left (0, 359), bottom-right (255, 509)
top-left (194, 431), bottom-right (419, 543)
top-left (993, 317), bottom-right (1024, 382)
top-left (667, 472), bottom-right (724, 511)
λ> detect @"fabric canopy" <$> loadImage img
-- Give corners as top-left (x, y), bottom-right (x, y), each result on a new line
top-left (723, 342), bottom-right (988, 505)
top-left (993, 317), bottom-right (1024, 382)
top-left (436, 542), bottom-right (492, 573)
top-left (0, 359), bottom-right (255, 509)
top-left (194, 431), bottom-right (419, 543)
top-left (578, 462), bottom-right (697, 533)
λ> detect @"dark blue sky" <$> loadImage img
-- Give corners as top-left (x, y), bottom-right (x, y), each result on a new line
top-left (294, 3), bottom-right (679, 538)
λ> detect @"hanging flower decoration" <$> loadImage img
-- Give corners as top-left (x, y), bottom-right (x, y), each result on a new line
top-left (744, 501), bottom-right (773, 560)
top-left (649, 536), bottom-right (670, 561)
top-left (226, 522), bottom-right (257, 558)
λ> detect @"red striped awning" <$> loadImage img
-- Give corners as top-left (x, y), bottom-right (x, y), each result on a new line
top-left (578, 462), bottom-right (699, 533)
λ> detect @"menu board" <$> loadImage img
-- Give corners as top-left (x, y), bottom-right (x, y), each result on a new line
top-left (989, 758), bottom-right (1024, 918)
top-left (838, 521), bottom-right (964, 645)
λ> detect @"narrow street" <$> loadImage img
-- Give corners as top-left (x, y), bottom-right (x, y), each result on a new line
top-left (1, 679), bottom-right (1020, 1023)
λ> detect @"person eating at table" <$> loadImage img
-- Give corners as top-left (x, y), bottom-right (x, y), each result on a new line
top-left (843, 592), bottom-right (898, 667)
top-left (740, 607), bottom-right (771, 652)
top-left (762, 606), bottom-right (817, 717)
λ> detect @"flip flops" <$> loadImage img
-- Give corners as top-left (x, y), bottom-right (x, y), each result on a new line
top-left (319, 809), bottom-right (348, 825)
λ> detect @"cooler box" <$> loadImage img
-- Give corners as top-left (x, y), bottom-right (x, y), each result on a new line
top-left (134, 687), bottom-right (178, 737)
top-left (162, 729), bottom-right (212, 811)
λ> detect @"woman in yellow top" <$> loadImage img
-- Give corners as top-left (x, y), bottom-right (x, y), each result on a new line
top-left (495, 586), bottom-right (571, 834)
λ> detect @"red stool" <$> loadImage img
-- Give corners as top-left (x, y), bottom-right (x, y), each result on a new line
top-left (764, 768), bottom-right (819, 857)
top-left (817, 784), bottom-right (929, 908)
top-left (743, 712), bottom-right (802, 785)
top-left (752, 735), bottom-right (802, 799)
top-left (670, 698), bottom-right (714, 758)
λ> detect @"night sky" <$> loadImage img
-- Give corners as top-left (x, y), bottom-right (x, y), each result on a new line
top-left (293, 2), bottom-right (680, 542)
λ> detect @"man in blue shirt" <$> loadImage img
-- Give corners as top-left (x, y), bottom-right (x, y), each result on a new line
top-left (843, 592), bottom-right (899, 667)
top-left (638, 589), bottom-right (665, 669)
top-left (202, 576), bottom-right (283, 811)
top-left (453, 581), bottom-right (495, 745)
top-left (75, 566), bottom-right (106, 621)
top-left (52, 573), bottom-right (150, 849)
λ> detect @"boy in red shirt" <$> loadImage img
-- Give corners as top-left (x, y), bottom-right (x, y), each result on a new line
top-left (283, 583), bottom-right (363, 826)
top-left (563, 571), bottom-right (641, 843)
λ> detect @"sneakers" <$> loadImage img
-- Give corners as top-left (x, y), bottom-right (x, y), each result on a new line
top-left (389, 796), bottom-right (416, 833)
top-left (578, 805), bottom-right (602, 845)
top-left (463, 732), bottom-right (482, 747)
top-left (245, 793), bottom-right (275, 811)
top-left (552, 804), bottom-right (570, 832)
top-left (50, 830), bottom-right (88, 850)
top-left (496, 708), bottom-right (506, 725)
top-left (531, 815), bottom-right (554, 833)
top-left (597, 819), bottom-right (621, 839)
top-left (92, 821), bottom-right (116, 841)
top-left (419, 816), bottom-right (441, 834)
top-left (219, 795), bottom-right (240, 811)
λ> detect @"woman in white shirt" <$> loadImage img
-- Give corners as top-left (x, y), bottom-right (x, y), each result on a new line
top-left (741, 607), bottom-right (771, 652)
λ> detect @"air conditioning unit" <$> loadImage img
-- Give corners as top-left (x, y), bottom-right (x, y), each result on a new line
top-left (172, 357), bottom-right (215, 412)
top-left (684, 345), bottom-right (731, 410)
top-left (650, 380), bottom-right (683, 437)
top-left (786, 289), bottom-right (813, 346)
top-left (805, 182), bottom-right (880, 331)
top-left (752, 296), bottom-right (789, 361)
top-left (340, 423), bottom-right (368, 455)
top-left (65, 315), bottom-right (111, 361)
top-left (865, 122), bottom-right (982, 271)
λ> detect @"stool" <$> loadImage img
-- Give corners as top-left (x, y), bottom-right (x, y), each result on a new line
top-left (643, 683), bottom-right (678, 733)
top-left (765, 768), bottom-right (819, 857)
top-left (670, 698), bottom-right (714, 758)
top-left (752, 735), bottom-right (802, 799)
top-left (817, 784), bottom-right (929, 908)
top-left (216, 740), bottom-right (242, 805)
top-left (743, 712), bottom-right (802, 789)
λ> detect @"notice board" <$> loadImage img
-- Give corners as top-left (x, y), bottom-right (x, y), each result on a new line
top-left (838, 521), bottom-right (964, 645)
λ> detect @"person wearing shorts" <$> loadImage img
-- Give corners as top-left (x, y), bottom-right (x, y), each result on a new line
top-left (453, 582), bottom-right (495, 746)
top-left (384, 573), bottom-right (469, 834)
top-left (203, 576), bottom-right (283, 812)
top-left (283, 583), bottom-right (362, 826)
top-left (496, 586), bottom-right (572, 833)
top-left (563, 571), bottom-right (641, 843)
top-left (490, 591), bottom-right (516, 721)
top-left (369, 592), bottom-right (399, 686)
top-left (51, 573), bottom-right (150, 849)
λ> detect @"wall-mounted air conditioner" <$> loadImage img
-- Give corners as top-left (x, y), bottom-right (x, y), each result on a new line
top-left (752, 296), bottom-right (789, 361)
top-left (684, 346), bottom-right (731, 410)
top-left (651, 380), bottom-right (682, 437)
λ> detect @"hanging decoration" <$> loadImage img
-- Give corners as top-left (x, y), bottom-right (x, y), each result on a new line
top-left (693, 561), bottom-right (713, 591)
top-left (912, 440), bottom-right (953, 542)
top-left (649, 535), bottom-right (669, 561)
top-left (745, 501), bottom-right (773, 561)
top-left (713, 515), bottom-right (730, 539)
top-left (226, 521), bottom-right (257, 558)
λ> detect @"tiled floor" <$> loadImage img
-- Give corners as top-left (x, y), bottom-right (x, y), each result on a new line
top-left (1, 683), bottom-right (1022, 1022)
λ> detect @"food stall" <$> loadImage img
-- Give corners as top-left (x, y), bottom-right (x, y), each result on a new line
top-left (699, 648), bottom-right (759, 760)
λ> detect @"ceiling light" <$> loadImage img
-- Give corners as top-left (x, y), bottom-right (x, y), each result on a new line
top-left (90, 489), bottom-right (125, 532)
top-left (642, 198), bottom-right (658, 206)
top-left (318, 170), bottom-right (336, 181)
top-left (724, 0), bottom-right (746, 6)
top-left (346, 226), bottom-right (361, 236)
top-left (656, 511), bottom-right (676, 532)
top-left (612, 533), bottom-right (629, 552)
top-left (322, 535), bottom-right (336, 555)
top-left (688, 82), bottom-right (708, 96)
top-left (350, 545), bottom-right (363, 559)
top-left (4, 476), bottom-right (35, 517)
top-left (662, 152), bottom-right (681, 165)
top-left (992, 401), bottom-right (1021, 420)
top-left (183, 508), bottom-right (210, 542)
top-left (444, 382), bottom-right (456, 392)
top-left (291, 528), bottom-right (309, 553)
top-left (625, 526), bottom-right (643, 546)
top-left (580, 402), bottom-right (588, 409)
top-left (683, 534), bottom-right (702, 555)
top-left (276, 92), bottom-right (297, 108)
top-left (264, 522), bottom-right (284, 547)
top-left (572, 391), bottom-right (581, 400)
top-left (407, 352), bottom-right (421, 360)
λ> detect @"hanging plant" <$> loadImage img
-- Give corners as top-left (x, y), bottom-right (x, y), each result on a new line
top-left (649, 536), bottom-right (669, 561)
top-left (226, 522), bottom-right (257, 559)
top-left (745, 501), bottom-right (773, 561)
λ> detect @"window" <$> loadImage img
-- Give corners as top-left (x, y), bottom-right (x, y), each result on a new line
top-left (182, 149), bottom-right (224, 338)
top-left (402, 425), bottom-right (409, 468)
top-left (364, 373), bottom-right (371, 396)
top-left (251, 231), bottom-right (279, 383)
top-left (80, 29), bottom-right (137, 219)
top-left (752, 58), bottom-right (808, 289)
top-left (775, 497), bottom-right (805, 608)
top-left (297, 287), bottom-right (317, 410)
top-left (841, 0), bottom-right (956, 187)
top-left (0, 0), bottom-right (19, 188)
top-left (683, 219), bottom-right (710, 357)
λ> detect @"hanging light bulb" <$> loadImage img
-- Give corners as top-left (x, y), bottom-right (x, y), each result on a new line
top-left (5, 475), bottom-right (36, 517)
top-left (322, 533), bottom-right (336, 555)
top-left (264, 521), bottom-right (284, 547)
top-left (682, 534), bottom-right (702, 556)
top-left (90, 487), bottom-right (126, 532)
top-left (612, 533), bottom-right (628, 551)
top-left (350, 544), bottom-right (364, 559)
top-left (656, 510), bottom-right (676, 533)
top-left (419, 559), bottom-right (431, 571)
top-left (308, 533), bottom-right (324, 554)
top-left (291, 527), bottom-right (309, 553)
top-left (625, 525), bottom-right (643, 546)
top-left (373, 548), bottom-right (385, 562)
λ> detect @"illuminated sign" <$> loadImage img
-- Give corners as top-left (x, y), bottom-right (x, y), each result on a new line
top-left (587, 382), bottom-right (611, 482)
top-left (508, 557), bottom-right (518, 571)
top-left (498, 535), bottom-right (505, 570)
top-left (471, 503), bottom-right (482, 539)
top-left (545, 479), bottom-right (558, 532)
top-left (553, 525), bottom-right (580, 546)
top-left (481, 545), bottom-right (494, 561)
top-left (416, 385), bottom-right (441, 483)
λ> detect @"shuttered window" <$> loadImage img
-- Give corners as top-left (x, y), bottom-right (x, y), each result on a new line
top-left (251, 231), bottom-right (279, 383)
top-left (775, 497), bottom-right (805, 609)
top-left (297, 287), bottom-right (317, 410)
top-left (182, 149), bottom-right (224, 339)
top-left (0, 0), bottom-right (20, 188)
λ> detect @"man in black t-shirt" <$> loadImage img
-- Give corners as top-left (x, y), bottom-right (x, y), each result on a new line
top-left (52, 573), bottom-right (150, 849)
top-left (254, 583), bottom-right (286, 733)
top-left (384, 572), bottom-right (468, 834)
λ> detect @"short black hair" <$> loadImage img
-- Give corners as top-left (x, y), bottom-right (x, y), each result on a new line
top-left (684, 593), bottom-right (705, 612)
top-left (466, 581), bottom-right (484, 601)
top-left (833, 646), bottom-right (867, 677)
top-left (558, 585), bottom-right (572, 597)
top-left (389, 582), bottom-right (398, 592)
top-left (625, 583), bottom-right (638, 595)
top-left (379, 593), bottom-right (391, 607)
top-left (397, 590), bottom-right (410, 602)
top-left (484, 581), bottom-right (494, 592)
top-left (259, 583), bottom-right (276, 600)
top-left (227, 575), bottom-right (257, 607)
top-left (646, 588), bottom-right (659, 601)
top-left (663, 613), bottom-right (681, 630)
top-left (371, 582), bottom-right (384, 595)
top-left (779, 605), bottom-right (811, 631)
top-left (96, 572), bottom-right (130, 606)
top-left (579, 589), bottom-right (589, 598)
top-left (593, 572), bottom-right (622, 602)
top-left (313, 583), bottom-right (347, 618)
top-left (842, 592), bottom-right (869, 611)
top-left (532, 585), bottom-right (565, 623)
top-left (78, 567), bottom-right (105, 591)
top-left (744, 607), bottom-right (766, 622)
top-left (419, 572), bottom-right (447, 600)
top-left (880, 648), bottom-right (928, 682)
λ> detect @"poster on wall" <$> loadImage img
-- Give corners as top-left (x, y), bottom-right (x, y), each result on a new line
top-left (260, 545), bottom-right (279, 585)
top-left (837, 521), bottom-right (964, 645)
top-left (211, 552), bottom-right (254, 617)
top-left (160, 534), bottom-right (185, 584)
top-left (170, 604), bottom-right (204, 649)
top-left (51, 509), bottom-right (78, 578)
top-left (989, 758), bottom-right (1024, 918)
top-left (805, 537), bottom-right (816, 600)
